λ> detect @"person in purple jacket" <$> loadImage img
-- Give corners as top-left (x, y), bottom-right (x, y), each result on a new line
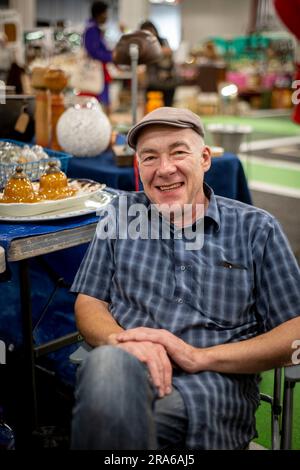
top-left (83, 1), bottom-right (113, 113)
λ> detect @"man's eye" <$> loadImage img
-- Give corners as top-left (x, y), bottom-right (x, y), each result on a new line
top-left (143, 156), bottom-right (155, 162)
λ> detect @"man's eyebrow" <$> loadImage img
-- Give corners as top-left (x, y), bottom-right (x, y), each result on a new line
top-left (139, 141), bottom-right (191, 156)
top-left (139, 147), bottom-right (158, 156)
top-left (169, 141), bottom-right (191, 150)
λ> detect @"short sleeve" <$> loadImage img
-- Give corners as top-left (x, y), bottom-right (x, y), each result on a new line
top-left (70, 216), bottom-right (115, 302)
top-left (255, 216), bottom-right (300, 331)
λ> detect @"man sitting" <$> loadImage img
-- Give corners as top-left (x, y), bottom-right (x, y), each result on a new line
top-left (70, 107), bottom-right (300, 449)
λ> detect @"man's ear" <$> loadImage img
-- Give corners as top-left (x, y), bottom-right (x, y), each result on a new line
top-left (201, 146), bottom-right (212, 172)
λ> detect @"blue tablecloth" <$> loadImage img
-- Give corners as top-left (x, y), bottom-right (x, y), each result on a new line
top-left (0, 213), bottom-right (98, 253)
top-left (67, 134), bottom-right (137, 191)
top-left (68, 150), bottom-right (137, 192)
top-left (0, 214), bottom-right (100, 386)
top-left (68, 148), bottom-right (252, 205)
top-left (205, 152), bottom-right (252, 204)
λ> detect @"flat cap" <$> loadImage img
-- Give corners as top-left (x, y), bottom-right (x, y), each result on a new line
top-left (127, 107), bottom-right (205, 149)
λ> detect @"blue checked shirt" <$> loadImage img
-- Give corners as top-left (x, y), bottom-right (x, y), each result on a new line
top-left (71, 185), bottom-right (300, 449)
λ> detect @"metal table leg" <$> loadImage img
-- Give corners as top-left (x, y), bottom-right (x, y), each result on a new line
top-left (14, 259), bottom-right (38, 448)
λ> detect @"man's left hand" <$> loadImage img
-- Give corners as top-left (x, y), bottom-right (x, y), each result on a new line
top-left (116, 327), bottom-right (201, 373)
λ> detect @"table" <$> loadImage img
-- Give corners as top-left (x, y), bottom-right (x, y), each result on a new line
top-left (0, 213), bottom-right (100, 447)
top-left (205, 152), bottom-right (252, 204)
top-left (68, 147), bottom-right (252, 205)
top-left (67, 135), bottom-right (138, 192)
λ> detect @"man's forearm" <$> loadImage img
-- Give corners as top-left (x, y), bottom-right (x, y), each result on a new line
top-left (115, 317), bottom-right (300, 374)
top-left (75, 294), bottom-right (123, 347)
top-left (201, 317), bottom-right (300, 374)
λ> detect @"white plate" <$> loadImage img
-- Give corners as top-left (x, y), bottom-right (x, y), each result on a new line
top-left (0, 191), bottom-right (113, 222)
top-left (0, 179), bottom-right (105, 216)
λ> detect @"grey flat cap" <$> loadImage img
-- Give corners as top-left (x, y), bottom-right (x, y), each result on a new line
top-left (127, 107), bottom-right (205, 149)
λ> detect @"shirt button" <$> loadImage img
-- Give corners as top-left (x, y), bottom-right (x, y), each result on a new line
top-left (177, 298), bottom-right (183, 304)
top-left (180, 265), bottom-right (186, 271)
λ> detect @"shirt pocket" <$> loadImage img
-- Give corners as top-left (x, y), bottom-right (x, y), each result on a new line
top-left (200, 263), bottom-right (253, 328)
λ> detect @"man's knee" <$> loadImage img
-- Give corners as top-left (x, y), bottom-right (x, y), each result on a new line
top-left (78, 345), bottom-right (148, 390)
top-left (73, 345), bottom-right (153, 433)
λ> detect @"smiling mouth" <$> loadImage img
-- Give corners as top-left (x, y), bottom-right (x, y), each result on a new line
top-left (156, 183), bottom-right (184, 192)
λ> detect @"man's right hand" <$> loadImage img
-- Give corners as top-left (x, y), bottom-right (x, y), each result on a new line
top-left (111, 338), bottom-right (173, 398)
top-left (75, 296), bottom-right (173, 397)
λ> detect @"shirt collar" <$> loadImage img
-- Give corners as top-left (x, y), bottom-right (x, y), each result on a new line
top-left (203, 183), bottom-right (221, 231)
top-left (142, 183), bottom-right (221, 231)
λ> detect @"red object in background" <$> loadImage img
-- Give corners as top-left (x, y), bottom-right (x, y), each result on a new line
top-left (274, 0), bottom-right (300, 40)
top-left (133, 153), bottom-right (140, 191)
top-left (103, 63), bottom-right (112, 83)
top-left (76, 91), bottom-right (98, 98)
top-left (274, 0), bottom-right (300, 124)
top-left (293, 64), bottom-right (300, 124)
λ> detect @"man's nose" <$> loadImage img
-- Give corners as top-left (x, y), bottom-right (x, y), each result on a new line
top-left (156, 157), bottom-right (176, 176)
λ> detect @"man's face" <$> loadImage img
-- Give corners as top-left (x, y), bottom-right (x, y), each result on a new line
top-left (137, 125), bottom-right (211, 210)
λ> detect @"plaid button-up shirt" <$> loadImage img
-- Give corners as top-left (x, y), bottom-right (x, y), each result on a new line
top-left (71, 185), bottom-right (300, 449)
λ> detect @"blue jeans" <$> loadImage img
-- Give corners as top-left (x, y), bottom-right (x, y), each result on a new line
top-left (71, 346), bottom-right (188, 450)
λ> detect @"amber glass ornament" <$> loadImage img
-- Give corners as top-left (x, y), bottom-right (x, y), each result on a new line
top-left (39, 160), bottom-right (76, 200)
top-left (2, 166), bottom-right (40, 203)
